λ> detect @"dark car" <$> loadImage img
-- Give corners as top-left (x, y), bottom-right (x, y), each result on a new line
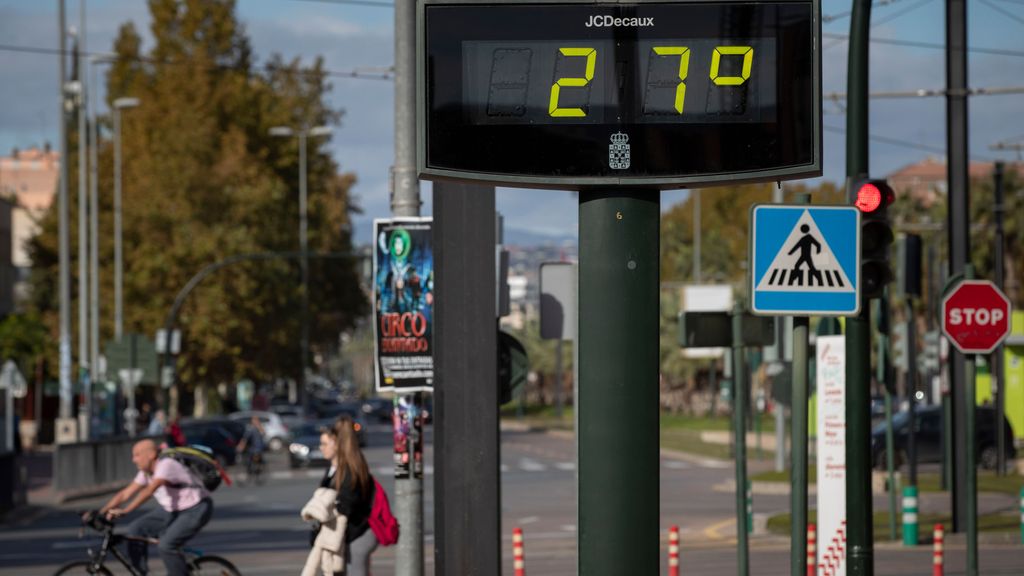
top-left (288, 417), bottom-right (367, 469)
top-left (361, 397), bottom-right (393, 423)
top-left (871, 405), bottom-right (1016, 470)
top-left (178, 420), bottom-right (239, 466)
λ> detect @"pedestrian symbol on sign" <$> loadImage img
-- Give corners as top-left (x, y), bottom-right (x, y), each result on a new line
top-left (750, 204), bottom-right (861, 316)
top-left (755, 210), bottom-right (853, 293)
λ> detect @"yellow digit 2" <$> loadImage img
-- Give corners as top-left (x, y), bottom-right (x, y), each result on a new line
top-left (710, 46), bottom-right (754, 86)
top-left (549, 47), bottom-right (597, 118)
top-left (652, 46), bottom-right (690, 114)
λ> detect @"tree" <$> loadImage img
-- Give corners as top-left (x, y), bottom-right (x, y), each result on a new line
top-left (27, 0), bottom-right (367, 411)
top-left (657, 180), bottom-right (848, 407)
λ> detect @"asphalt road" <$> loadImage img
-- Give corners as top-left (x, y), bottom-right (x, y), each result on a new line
top-left (1, 425), bottom-right (1021, 575)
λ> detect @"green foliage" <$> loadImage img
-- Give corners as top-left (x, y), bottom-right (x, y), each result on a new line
top-left (27, 0), bottom-right (366, 400)
top-left (0, 312), bottom-right (50, 378)
top-left (888, 164), bottom-right (1024, 308)
top-left (657, 180), bottom-right (847, 392)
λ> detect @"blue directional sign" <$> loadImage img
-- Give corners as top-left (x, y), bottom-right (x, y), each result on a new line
top-left (750, 205), bottom-right (861, 316)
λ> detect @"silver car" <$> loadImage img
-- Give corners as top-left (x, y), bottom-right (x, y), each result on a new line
top-left (229, 410), bottom-right (292, 451)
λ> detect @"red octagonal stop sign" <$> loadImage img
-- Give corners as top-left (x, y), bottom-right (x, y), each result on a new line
top-left (941, 280), bottom-right (1012, 354)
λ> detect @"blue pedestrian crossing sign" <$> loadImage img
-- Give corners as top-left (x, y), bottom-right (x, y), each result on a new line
top-left (750, 205), bottom-right (861, 316)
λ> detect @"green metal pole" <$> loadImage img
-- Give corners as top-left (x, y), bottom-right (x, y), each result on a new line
top-left (847, 0), bottom-right (874, 572)
top-left (732, 300), bottom-right (749, 576)
top-left (965, 354), bottom-right (977, 574)
top-left (964, 266), bottom-right (977, 575)
top-left (578, 190), bottom-right (660, 576)
top-left (943, 389), bottom-right (953, 490)
top-left (902, 485), bottom-right (919, 545)
top-left (879, 297), bottom-right (897, 541)
top-left (1018, 488), bottom-right (1023, 545)
top-left (790, 314), bottom-right (809, 576)
top-left (884, 389), bottom-right (897, 540)
top-left (756, 392), bottom-right (763, 460)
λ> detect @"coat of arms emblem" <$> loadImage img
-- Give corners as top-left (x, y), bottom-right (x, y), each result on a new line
top-left (608, 132), bottom-right (630, 170)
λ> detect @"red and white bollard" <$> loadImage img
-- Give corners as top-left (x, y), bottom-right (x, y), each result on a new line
top-left (513, 527), bottom-right (526, 576)
top-left (668, 525), bottom-right (680, 576)
top-left (806, 523), bottom-right (817, 576)
top-left (932, 524), bottom-right (944, 576)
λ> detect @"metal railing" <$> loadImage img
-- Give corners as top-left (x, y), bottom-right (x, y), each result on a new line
top-left (53, 435), bottom-right (157, 500)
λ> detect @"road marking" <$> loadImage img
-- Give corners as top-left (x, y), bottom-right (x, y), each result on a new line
top-left (52, 540), bottom-right (98, 550)
top-left (560, 524), bottom-right (577, 532)
top-left (554, 462), bottom-right (576, 471)
top-left (517, 516), bottom-right (540, 525)
top-left (702, 517), bottom-right (735, 541)
top-left (519, 458), bottom-right (547, 472)
top-left (696, 459), bottom-right (730, 469)
top-left (662, 460), bottom-right (690, 469)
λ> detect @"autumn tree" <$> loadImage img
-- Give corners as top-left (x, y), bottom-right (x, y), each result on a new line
top-left (28, 0), bottom-right (367, 413)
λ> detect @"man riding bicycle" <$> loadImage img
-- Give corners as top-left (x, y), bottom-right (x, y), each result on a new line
top-left (90, 439), bottom-right (213, 576)
top-left (236, 415), bottom-right (266, 477)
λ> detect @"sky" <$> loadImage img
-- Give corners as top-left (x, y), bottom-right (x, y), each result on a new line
top-left (1, 0), bottom-right (1023, 245)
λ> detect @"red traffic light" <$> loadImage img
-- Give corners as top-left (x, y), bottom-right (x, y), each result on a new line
top-left (854, 181), bottom-right (894, 213)
top-left (855, 183), bottom-right (882, 212)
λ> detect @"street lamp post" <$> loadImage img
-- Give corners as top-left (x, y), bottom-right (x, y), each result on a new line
top-left (113, 97), bottom-right (140, 342)
top-left (270, 125), bottom-right (332, 410)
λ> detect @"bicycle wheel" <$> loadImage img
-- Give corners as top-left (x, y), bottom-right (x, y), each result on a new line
top-left (190, 555), bottom-right (243, 576)
top-left (52, 560), bottom-right (113, 575)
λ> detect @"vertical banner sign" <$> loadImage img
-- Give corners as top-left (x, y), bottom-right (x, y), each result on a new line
top-left (816, 334), bottom-right (846, 576)
top-left (393, 396), bottom-right (425, 479)
top-left (373, 218), bottom-right (435, 392)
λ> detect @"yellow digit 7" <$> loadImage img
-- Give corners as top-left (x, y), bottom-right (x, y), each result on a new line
top-left (549, 47), bottom-right (597, 118)
top-left (710, 46), bottom-right (754, 86)
top-left (652, 46), bottom-right (691, 114)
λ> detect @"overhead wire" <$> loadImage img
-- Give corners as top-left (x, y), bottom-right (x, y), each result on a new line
top-left (820, 33), bottom-right (1024, 58)
top-left (824, 0), bottom-right (937, 50)
top-left (979, 0), bottom-right (1024, 26)
top-left (822, 124), bottom-right (998, 161)
top-left (0, 43), bottom-right (393, 81)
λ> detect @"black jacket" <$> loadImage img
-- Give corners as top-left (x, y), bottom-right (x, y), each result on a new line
top-left (315, 467), bottom-right (375, 544)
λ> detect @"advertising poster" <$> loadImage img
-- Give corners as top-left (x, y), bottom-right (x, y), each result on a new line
top-left (393, 397), bottom-right (424, 479)
top-left (373, 218), bottom-right (434, 393)
top-left (815, 335), bottom-right (846, 576)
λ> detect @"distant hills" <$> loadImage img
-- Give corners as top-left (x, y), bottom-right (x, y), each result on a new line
top-left (503, 227), bottom-right (576, 248)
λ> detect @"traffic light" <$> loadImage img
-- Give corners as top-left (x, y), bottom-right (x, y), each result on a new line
top-left (853, 178), bottom-right (895, 299)
top-left (498, 330), bottom-right (528, 405)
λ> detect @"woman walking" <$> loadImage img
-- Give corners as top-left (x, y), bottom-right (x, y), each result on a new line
top-left (308, 415), bottom-right (378, 575)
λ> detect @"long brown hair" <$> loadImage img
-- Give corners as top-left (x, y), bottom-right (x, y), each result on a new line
top-left (325, 415), bottom-right (370, 495)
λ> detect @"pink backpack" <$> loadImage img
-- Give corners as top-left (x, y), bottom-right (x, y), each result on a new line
top-left (368, 477), bottom-right (400, 546)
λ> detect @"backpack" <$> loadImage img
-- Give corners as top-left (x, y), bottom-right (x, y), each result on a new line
top-left (160, 445), bottom-right (232, 491)
top-left (368, 477), bottom-right (400, 546)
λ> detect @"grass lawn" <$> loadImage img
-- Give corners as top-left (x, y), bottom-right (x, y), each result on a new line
top-left (750, 469), bottom-right (1023, 497)
top-left (767, 510), bottom-right (1021, 540)
top-left (501, 408), bottom-right (780, 459)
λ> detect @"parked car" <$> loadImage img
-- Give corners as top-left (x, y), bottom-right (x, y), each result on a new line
top-left (178, 420), bottom-right (239, 467)
top-left (229, 410), bottom-right (291, 451)
top-left (288, 417), bottom-right (367, 468)
top-left (871, 405), bottom-right (1016, 470)
top-left (269, 404), bottom-right (308, 429)
top-left (361, 397), bottom-right (393, 423)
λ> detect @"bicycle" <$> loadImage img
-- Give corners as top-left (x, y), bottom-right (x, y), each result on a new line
top-left (54, 512), bottom-right (242, 575)
top-left (242, 450), bottom-right (265, 486)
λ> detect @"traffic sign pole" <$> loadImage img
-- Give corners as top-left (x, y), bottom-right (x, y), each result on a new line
top-left (846, 0), bottom-right (875, 572)
top-left (731, 300), bottom-right (750, 576)
top-left (937, 269), bottom-right (1016, 576)
top-left (578, 190), bottom-right (659, 576)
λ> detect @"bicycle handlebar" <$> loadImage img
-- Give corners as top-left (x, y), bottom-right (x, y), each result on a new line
top-left (79, 510), bottom-right (115, 533)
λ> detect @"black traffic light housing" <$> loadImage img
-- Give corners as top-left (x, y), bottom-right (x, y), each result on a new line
top-left (498, 330), bottom-right (528, 405)
top-left (852, 178), bottom-right (895, 299)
